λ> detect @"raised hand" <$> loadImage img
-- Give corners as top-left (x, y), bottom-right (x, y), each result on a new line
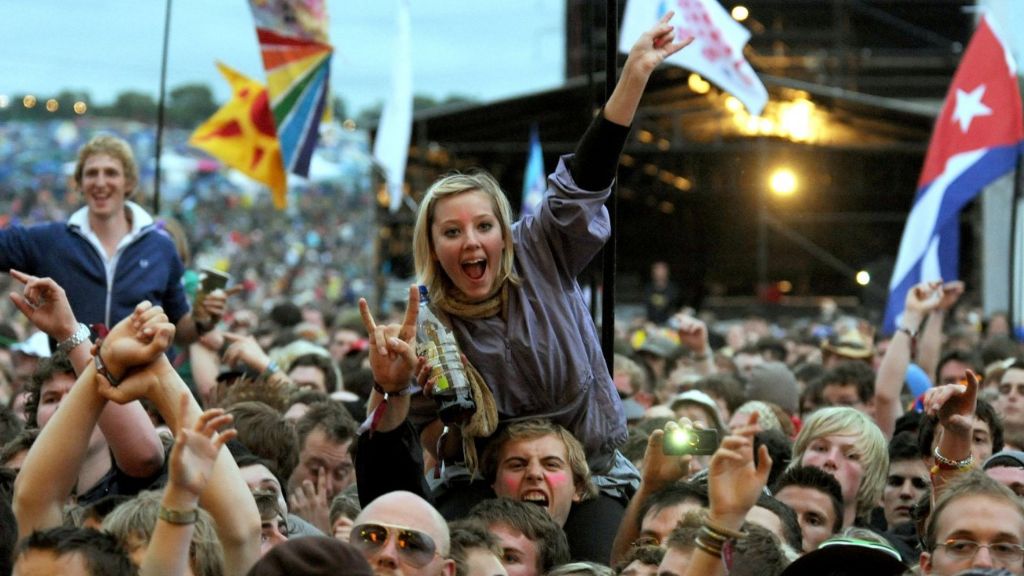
top-left (288, 467), bottom-right (331, 534)
top-left (95, 301), bottom-right (176, 379)
top-left (673, 315), bottom-right (711, 356)
top-left (8, 270), bottom-right (78, 341)
top-left (221, 332), bottom-right (271, 373)
top-left (359, 285), bottom-right (419, 392)
top-left (937, 281), bottom-right (965, 311)
top-left (924, 369), bottom-right (979, 436)
top-left (707, 412), bottom-right (770, 529)
top-left (169, 394), bottom-right (237, 497)
top-left (623, 11), bottom-right (693, 79)
top-left (607, 11), bottom-right (693, 129)
top-left (640, 419), bottom-right (695, 491)
top-left (904, 281), bottom-right (942, 323)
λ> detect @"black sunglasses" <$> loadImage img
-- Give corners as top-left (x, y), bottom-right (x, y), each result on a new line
top-left (350, 523), bottom-right (439, 567)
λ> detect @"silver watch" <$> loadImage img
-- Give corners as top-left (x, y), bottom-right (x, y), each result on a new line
top-left (57, 323), bottom-right (91, 354)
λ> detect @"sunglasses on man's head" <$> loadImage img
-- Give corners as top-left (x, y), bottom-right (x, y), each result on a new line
top-left (350, 523), bottom-right (439, 567)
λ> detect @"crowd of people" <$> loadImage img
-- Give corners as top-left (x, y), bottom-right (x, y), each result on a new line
top-left (0, 13), bottom-right (1023, 576)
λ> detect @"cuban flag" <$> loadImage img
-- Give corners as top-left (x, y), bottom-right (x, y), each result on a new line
top-left (620, 0), bottom-right (768, 115)
top-left (884, 15), bottom-right (1024, 335)
top-left (521, 124), bottom-right (546, 217)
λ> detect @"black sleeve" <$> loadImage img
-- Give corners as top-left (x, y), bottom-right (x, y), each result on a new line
top-left (355, 422), bottom-right (432, 507)
top-left (567, 111), bottom-right (632, 191)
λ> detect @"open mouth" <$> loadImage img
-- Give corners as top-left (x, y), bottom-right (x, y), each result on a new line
top-left (462, 259), bottom-right (487, 281)
top-left (521, 491), bottom-right (549, 508)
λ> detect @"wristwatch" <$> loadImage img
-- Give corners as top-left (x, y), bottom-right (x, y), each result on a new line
top-left (93, 343), bottom-right (122, 387)
top-left (57, 323), bottom-right (91, 354)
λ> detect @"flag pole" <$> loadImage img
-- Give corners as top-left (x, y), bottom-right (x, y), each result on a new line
top-left (1010, 151), bottom-right (1023, 338)
top-left (601, 0), bottom-right (619, 372)
top-left (153, 0), bottom-right (173, 216)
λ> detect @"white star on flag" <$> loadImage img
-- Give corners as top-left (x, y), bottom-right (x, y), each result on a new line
top-left (951, 84), bottom-right (992, 133)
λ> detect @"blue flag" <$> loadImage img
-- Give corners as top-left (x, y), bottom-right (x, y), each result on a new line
top-left (521, 124), bottom-right (546, 217)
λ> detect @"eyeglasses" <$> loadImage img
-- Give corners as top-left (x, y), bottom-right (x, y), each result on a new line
top-left (350, 523), bottom-right (439, 567)
top-left (886, 475), bottom-right (930, 490)
top-left (935, 539), bottom-right (1024, 563)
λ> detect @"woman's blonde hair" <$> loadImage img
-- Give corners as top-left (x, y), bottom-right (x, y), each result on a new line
top-left (102, 490), bottom-right (226, 576)
top-left (789, 407), bottom-right (889, 521)
top-left (413, 170), bottom-right (520, 303)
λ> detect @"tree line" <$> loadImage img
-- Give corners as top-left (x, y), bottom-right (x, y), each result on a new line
top-left (1, 84), bottom-right (476, 128)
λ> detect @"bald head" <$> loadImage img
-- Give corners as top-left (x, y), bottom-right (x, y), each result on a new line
top-left (356, 491), bottom-right (451, 556)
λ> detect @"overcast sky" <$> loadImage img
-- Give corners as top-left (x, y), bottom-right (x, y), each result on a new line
top-left (1, 0), bottom-right (566, 116)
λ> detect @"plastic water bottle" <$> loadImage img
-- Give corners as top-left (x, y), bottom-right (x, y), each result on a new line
top-left (416, 285), bottom-right (477, 424)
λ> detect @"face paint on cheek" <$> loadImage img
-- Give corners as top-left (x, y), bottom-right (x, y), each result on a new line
top-left (547, 471), bottom-right (569, 487)
top-left (502, 476), bottom-right (520, 495)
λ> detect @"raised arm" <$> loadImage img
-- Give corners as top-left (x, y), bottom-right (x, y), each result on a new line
top-left (919, 281), bottom-right (965, 383)
top-left (873, 281), bottom-right (941, 438)
top-left (142, 397), bottom-right (237, 576)
top-left (98, 355), bottom-right (261, 576)
top-left (610, 420), bottom-right (694, 565)
top-left (684, 413), bottom-right (770, 576)
top-left (13, 302), bottom-right (172, 539)
top-left (360, 285), bottom-right (420, 433)
top-left (11, 273), bottom-right (170, 479)
top-left (922, 369), bottom-right (979, 498)
top-left (673, 314), bottom-right (716, 377)
top-left (605, 11), bottom-right (691, 127)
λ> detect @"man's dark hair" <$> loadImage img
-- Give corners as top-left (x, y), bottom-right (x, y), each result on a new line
top-left (80, 495), bottom-right (134, 528)
top-left (447, 519), bottom-right (504, 576)
top-left (0, 467), bottom-right (16, 504)
top-left (0, 496), bottom-right (14, 576)
top-left (756, 337), bottom-right (788, 363)
top-left (0, 427), bottom-right (39, 468)
top-left (792, 362), bottom-right (825, 386)
top-left (288, 354), bottom-right (339, 394)
top-left (228, 401), bottom-right (299, 481)
top-left (269, 302), bottom-right (303, 328)
top-left (0, 406), bottom-right (23, 447)
top-left (636, 481), bottom-right (709, 531)
top-left (287, 389), bottom-right (330, 410)
top-left (697, 374), bottom-right (745, 414)
top-left (821, 361), bottom-right (875, 403)
top-left (936, 349), bottom-right (982, 381)
top-left (731, 523), bottom-right (789, 576)
top-left (755, 493), bottom-right (803, 552)
top-left (14, 526), bottom-right (137, 576)
top-left (467, 498), bottom-right (570, 574)
top-left (800, 376), bottom-right (827, 415)
top-left (613, 544), bottom-right (664, 574)
top-left (773, 464), bottom-right (844, 534)
top-left (23, 354), bottom-right (75, 427)
top-left (888, 431), bottom-right (920, 462)
top-left (917, 398), bottom-right (1003, 458)
top-left (235, 453), bottom-right (287, 493)
top-left (757, 428), bottom-right (793, 488)
top-left (294, 401), bottom-right (358, 452)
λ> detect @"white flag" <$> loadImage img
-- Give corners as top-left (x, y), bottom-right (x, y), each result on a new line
top-left (620, 0), bottom-right (768, 116)
top-left (373, 0), bottom-right (413, 212)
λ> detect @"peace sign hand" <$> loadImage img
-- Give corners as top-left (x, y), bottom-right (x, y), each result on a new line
top-left (359, 285), bottom-right (420, 392)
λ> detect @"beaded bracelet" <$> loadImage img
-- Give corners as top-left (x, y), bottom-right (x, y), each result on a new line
top-left (932, 446), bottom-right (973, 472)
